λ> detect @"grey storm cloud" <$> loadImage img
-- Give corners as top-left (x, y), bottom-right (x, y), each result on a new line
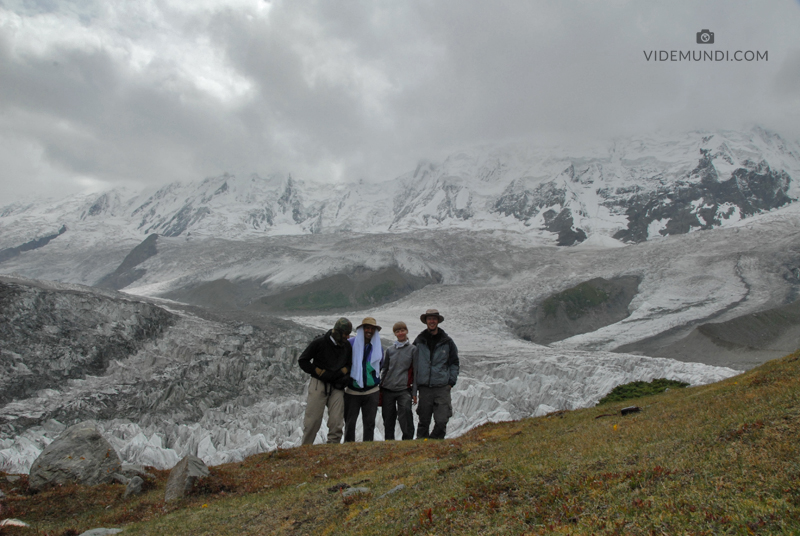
top-left (0, 0), bottom-right (799, 202)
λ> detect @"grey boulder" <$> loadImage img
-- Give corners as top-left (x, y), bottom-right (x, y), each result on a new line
top-left (164, 454), bottom-right (209, 502)
top-left (124, 475), bottom-right (145, 498)
top-left (28, 422), bottom-right (121, 491)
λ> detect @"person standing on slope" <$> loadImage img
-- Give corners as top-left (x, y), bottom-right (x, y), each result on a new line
top-left (414, 308), bottom-right (459, 440)
top-left (380, 321), bottom-right (417, 440)
top-left (298, 317), bottom-right (353, 445)
top-left (344, 317), bottom-right (384, 442)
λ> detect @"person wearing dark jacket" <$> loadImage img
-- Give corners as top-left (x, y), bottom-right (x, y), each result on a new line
top-left (299, 317), bottom-right (353, 445)
top-left (413, 308), bottom-right (459, 440)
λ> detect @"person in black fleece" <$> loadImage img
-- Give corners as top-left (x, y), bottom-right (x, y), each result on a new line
top-left (298, 317), bottom-right (352, 445)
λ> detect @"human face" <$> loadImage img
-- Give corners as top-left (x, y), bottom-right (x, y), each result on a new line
top-left (363, 325), bottom-right (376, 341)
top-left (332, 328), bottom-right (351, 345)
top-left (394, 328), bottom-right (408, 342)
top-left (426, 316), bottom-right (439, 333)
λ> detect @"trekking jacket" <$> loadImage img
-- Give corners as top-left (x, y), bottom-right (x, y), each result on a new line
top-left (298, 330), bottom-right (352, 390)
top-left (413, 328), bottom-right (459, 391)
top-left (381, 340), bottom-right (417, 392)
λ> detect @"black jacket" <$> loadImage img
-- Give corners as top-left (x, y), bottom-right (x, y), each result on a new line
top-left (298, 330), bottom-right (353, 390)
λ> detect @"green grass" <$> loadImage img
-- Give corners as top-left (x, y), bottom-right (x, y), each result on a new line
top-left (597, 378), bottom-right (690, 405)
top-left (357, 281), bottom-right (397, 306)
top-left (283, 290), bottom-right (350, 310)
top-left (542, 281), bottom-right (610, 319)
top-left (4, 351), bottom-right (800, 535)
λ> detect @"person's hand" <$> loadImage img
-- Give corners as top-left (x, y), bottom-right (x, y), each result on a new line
top-left (315, 367), bottom-right (325, 376)
top-left (340, 367), bottom-right (348, 375)
top-left (412, 396), bottom-right (417, 405)
top-left (446, 385), bottom-right (452, 391)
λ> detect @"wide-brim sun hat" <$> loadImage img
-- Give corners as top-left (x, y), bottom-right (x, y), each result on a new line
top-left (420, 308), bottom-right (444, 323)
top-left (357, 316), bottom-right (382, 331)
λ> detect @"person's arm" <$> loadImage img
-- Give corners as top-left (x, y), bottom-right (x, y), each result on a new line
top-left (298, 338), bottom-right (319, 376)
top-left (447, 341), bottom-right (459, 388)
top-left (411, 344), bottom-right (419, 400)
top-left (380, 350), bottom-right (391, 386)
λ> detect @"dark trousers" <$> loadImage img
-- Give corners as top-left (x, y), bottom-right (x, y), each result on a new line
top-left (381, 388), bottom-right (414, 440)
top-left (416, 385), bottom-right (452, 440)
top-left (344, 391), bottom-right (380, 442)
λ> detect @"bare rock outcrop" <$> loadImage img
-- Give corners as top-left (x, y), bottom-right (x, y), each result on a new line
top-left (164, 454), bottom-right (209, 502)
top-left (28, 421), bottom-right (121, 491)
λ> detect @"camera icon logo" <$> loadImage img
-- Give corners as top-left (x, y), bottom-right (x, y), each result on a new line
top-left (696, 29), bottom-right (714, 44)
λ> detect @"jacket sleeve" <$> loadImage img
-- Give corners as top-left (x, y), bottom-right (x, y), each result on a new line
top-left (447, 340), bottom-right (459, 387)
top-left (411, 344), bottom-right (419, 398)
top-left (380, 349), bottom-right (391, 386)
top-left (298, 337), bottom-right (320, 377)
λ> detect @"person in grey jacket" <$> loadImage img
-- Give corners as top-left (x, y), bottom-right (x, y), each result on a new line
top-left (413, 308), bottom-right (459, 440)
top-left (380, 321), bottom-right (417, 440)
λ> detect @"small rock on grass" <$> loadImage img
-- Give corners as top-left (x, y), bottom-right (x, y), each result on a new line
top-left (342, 487), bottom-right (370, 498)
top-left (378, 484), bottom-right (406, 498)
top-left (0, 519), bottom-right (29, 527)
top-left (78, 529), bottom-right (123, 536)
top-left (124, 476), bottom-right (144, 498)
top-left (164, 454), bottom-right (209, 502)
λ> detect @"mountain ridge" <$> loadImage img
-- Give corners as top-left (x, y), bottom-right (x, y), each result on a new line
top-left (1, 127), bottom-right (798, 251)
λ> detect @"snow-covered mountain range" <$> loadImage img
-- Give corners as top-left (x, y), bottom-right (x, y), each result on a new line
top-left (2, 127), bottom-right (798, 252)
top-left (2, 127), bottom-right (800, 474)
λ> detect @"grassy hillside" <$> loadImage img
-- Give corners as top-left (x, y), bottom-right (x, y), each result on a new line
top-left (3, 351), bottom-right (800, 535)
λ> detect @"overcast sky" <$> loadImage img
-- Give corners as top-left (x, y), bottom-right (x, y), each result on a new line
top-left (1, 0), bottom-right (799, 202)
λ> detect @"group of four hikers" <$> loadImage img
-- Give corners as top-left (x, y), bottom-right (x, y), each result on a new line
top-left (298, 308), bottom-right (460, 444)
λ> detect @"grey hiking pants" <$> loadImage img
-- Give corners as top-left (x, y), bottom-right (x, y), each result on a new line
top-left (416, 385), bottom-right (452, 440)
top-left (302, 377), bottom-right (345, 445)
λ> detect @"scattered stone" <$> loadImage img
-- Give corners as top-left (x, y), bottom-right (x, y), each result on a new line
top-left (0, 489), bottom-right (5, 499)
top-left (341, 487), bottom-right (370, 498)
top-left (5, 475), bottom-right (20, 483)
top-left (119, 463), bottom-right (155, 479)
top-left (0, 519), bottom-right (29, 527)
top-left (111, 473), bottom-right (130, 485)
top-left (124, 476), bottom-right (144, 498)
top-left (78, 529), bottom-right (123, 536)
top-left (621, 406), bottom-right (641, 416)
top-left (378, 484), bottom-right (406, 499)
top-left (164, 454), bottom-right (209, 502)
top-left (327, 483), bottom-right (350, 493)
top-left (28, 422), bottom-right (122, 491)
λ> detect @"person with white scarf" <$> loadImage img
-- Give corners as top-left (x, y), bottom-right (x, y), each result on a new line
top-left (344, 317), bottom-right (383, 442)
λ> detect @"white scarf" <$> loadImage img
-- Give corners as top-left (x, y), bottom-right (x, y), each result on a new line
top-left (349, 327), bottom-right (383, 388)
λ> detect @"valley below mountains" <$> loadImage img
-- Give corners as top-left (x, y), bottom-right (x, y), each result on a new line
top-left (2, 127), bottom-right (800, 474)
